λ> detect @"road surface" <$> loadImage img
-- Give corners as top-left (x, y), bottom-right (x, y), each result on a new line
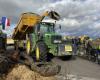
top-left (52, 57), bottom-right (100, 80)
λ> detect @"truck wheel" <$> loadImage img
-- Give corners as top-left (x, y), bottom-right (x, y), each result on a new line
top-left (35, 42), bottom-right (48, 62)
top-left (26, 39), bottom-right (31, 55)
top-left (26, 34), bottom-right (33, 55)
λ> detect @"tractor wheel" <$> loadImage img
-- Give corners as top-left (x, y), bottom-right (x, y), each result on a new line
top-left (26, 39), bottom-right (31, 55)
top-left (34, 41), bottom-right (48, 62)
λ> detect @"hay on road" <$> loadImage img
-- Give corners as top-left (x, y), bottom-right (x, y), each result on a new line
top-left (6, 64), bottom-right (56, 80)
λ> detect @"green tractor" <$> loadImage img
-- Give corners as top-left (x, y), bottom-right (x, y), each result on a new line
top-left (26, 22), bottom-right (70, 61)
top-left (12, 11), bottom-right (71, 61)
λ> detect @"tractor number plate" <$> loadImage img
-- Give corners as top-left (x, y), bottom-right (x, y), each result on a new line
top-left (65, 45), bottom-right (72, 52)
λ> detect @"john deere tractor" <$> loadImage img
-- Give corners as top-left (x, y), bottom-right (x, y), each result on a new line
top-left (12, 11), bottom-right (71, 61)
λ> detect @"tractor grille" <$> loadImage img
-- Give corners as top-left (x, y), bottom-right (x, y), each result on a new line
top-left (51, 35), bottom-right (62, 43)
top-left (58, 44), bottom-right (73, 56)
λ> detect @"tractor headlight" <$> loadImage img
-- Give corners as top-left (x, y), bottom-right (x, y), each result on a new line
top-left (53, 40), bottom-right (62, 43)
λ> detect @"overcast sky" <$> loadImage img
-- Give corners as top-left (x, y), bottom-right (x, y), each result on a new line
top-left (1, 0), bottom-right (100, 38)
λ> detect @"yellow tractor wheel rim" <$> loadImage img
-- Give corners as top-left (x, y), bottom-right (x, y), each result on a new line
top-left (36, 47), bottom-right (40, 61)
top-left (27, 40), bottom-right (30, 54)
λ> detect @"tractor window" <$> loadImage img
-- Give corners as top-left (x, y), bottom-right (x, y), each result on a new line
top-left (40, 25), bottom-right (48, 33)
top-left (39, 23), bottom-right (55, 33)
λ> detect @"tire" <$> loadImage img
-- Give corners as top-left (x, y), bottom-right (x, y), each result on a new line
top-left (34, 41), bottom-right (48, 62)
top-left (26, 34), bottom-right (33, 55)
top-left (26, 39), bottom-right (31, 55)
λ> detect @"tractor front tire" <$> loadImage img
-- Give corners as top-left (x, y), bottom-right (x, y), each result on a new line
top-left (35, 41), bottom-right (48, 62)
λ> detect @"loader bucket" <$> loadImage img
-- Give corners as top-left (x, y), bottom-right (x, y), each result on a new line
top-left (49, 11), bottom-right (60, 20)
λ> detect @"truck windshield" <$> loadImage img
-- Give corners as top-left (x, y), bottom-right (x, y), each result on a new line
top-left (39, 22), bottom-right (55, 33)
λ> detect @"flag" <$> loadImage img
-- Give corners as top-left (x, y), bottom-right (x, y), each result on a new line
top-left (1, 17), bottom-right (6, 30)
top-left (6, 18), bottom-right (10, 26)
top-left (1, 17), bottom-right (10, 30)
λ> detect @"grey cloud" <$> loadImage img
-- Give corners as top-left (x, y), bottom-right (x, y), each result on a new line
top-left (39, 0), bottom-right (100, 37)
top-left (0, 0), bottom-right (52, 23)
top-left (0, 0), bottom-right (100, 37)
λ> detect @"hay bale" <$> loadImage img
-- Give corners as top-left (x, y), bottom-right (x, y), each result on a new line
top-left (6, 64), bottom-right (57, 80)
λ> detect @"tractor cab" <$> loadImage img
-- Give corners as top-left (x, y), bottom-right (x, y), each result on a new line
top-left (36, 22), bottom-right (55, 35)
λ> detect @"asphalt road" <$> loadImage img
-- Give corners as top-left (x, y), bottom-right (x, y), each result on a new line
top-left (52, 57), bottom-right (100, 80)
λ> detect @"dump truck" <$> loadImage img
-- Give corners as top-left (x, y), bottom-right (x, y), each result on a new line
top-left (14, 40), bottom-right (26, 51)
top-left (12, 11), bottom-right (62, 76)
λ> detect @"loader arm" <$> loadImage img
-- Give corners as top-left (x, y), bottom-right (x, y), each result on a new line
top-left (40, 11), bottom-right (60, 21)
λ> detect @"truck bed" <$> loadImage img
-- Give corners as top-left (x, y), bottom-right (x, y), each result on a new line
top-left (12, 12), bottom-right (41, 40)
